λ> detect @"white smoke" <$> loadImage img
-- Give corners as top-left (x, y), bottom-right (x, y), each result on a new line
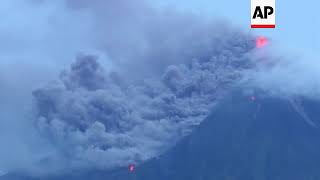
top-left (247, 46), bottom-right (320, 99)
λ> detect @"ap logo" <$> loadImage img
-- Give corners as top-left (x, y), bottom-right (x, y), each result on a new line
top-left (251, 0), bottom-right (276, 28)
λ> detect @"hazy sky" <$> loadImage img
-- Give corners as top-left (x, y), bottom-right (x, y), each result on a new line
top-left (157, 0), bottom-right (319, 54)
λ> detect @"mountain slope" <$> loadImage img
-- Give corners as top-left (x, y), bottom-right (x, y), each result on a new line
top-left (3, 89), bottom-right (320, 180)
top-left (118, 89), bottom-right (320, 180)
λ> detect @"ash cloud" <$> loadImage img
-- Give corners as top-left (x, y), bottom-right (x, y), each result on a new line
top-left (62, 0), bottom-right (254, 78)
top-left (33, 40), bottom-right (255, 171)
top-left (0, 0), bottom-right (258, 176)
top-left (6, 0), bottom-right (318, 175)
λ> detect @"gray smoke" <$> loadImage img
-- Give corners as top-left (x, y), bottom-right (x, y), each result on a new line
top-left (33, 43), bottom-right (255, 171)
top-left (0, 0), bottom-right (258, 176)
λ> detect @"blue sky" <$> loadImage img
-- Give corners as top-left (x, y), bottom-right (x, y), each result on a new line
top-left (157, 0), bottom-right (320, 55)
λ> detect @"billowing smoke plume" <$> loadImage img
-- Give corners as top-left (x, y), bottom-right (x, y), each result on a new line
top-left (1, 0), bottom-right (317, 176)
top-left (33, 37), bottom-right (255, 170)
top-left (0, 0), bottom-right (259, 176)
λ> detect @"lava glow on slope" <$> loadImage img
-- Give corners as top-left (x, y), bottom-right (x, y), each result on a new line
top-left (128, 164), bottom-right (135, 172)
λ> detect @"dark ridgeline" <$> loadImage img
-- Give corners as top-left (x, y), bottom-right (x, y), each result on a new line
top-left (3, 89), bottom-right (320, 180)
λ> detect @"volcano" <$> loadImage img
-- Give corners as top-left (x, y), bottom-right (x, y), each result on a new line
top-left (116, 89), bottom-right (320, 180)
top-left (3, 88), bottom-right (320, 180)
